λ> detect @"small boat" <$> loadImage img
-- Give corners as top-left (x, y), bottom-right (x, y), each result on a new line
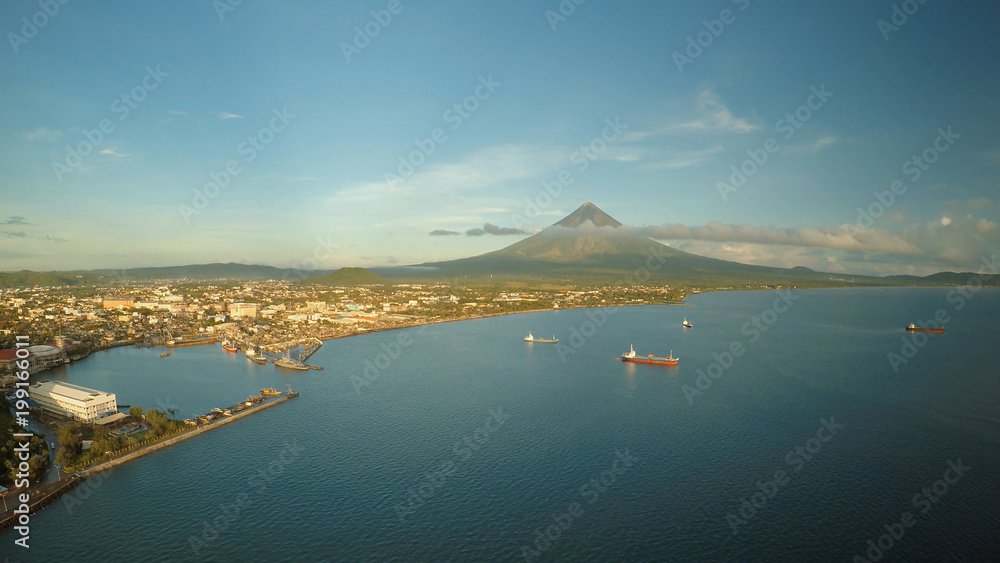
top-left (524, 332), bottom-right (558, 343)
top-left (250, 356), bottom-right (267, 365)
top-left (682, 318), bottom-right (693, 328)
top-left (159, 352), bottom-right (171, 358)
top-left (620, 345), bottom-right (678, 366)
top-left (261, 388), bottom-right (282, 396)
top-left (906, 323), bottom-right (944, 334)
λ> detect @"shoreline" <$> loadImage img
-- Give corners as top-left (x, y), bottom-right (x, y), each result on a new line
top-left (0, 393), bottom-right (297, 532)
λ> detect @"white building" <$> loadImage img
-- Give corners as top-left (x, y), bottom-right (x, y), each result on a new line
top-left (227, 302), bottom-right (258, 319)
top-left (29, 380), bottom-right (118, 422)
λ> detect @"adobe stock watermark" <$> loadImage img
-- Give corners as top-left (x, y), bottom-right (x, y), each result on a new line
top-left (726, 417), bottom-right (844, 535)
top-left (717, 84), bottom-right (833, 202)
top-left (179, 107), bottom-right (295, 223)
top-left (683, 289), bottom-right (798, 405)
top-left (189, 438), bottom-right (304, 557)
top-left (544, 0), bottom-right (587, 31)
top-left (384, 74), bottom-right (501, 189)
top-left (887, 254), bottom-right (996, 373)
top-left (673, 0), bottom-right (750, 73)
top-left (555, 244), bottom-right (669, 362)
top-left (851, 126), bottom-right (958, 234)
top-left (877, 0), bottom-right (930, 41)
top-left (510, 117), bottom-right (628, 232)
top-left (7, 0), bottom-right (70, 54)
top-left (351, 325), bottom-right (429, 395)
top-left (519, 448), bottom-right (639, 562)
top-left (340, 0), bottom-right (412, 63)
top-left (852, 458), bottom-right (969, 562)
top-left (393, 407), bottom-right (512, 524)
top-left (51, 65), bottom-right (169, 182)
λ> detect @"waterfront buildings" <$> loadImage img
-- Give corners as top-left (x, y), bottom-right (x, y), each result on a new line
top-left (28, 380), bottom-right (118, 422)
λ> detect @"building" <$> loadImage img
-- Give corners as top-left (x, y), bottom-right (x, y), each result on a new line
top-left (102, 296), bottom-right (135, 309)
top-left (0, 345), bottom-right (68, 382)
top-left (28, 380), bottom-right (118, 422)
top-left (227, 302), bottom-right (258, 319)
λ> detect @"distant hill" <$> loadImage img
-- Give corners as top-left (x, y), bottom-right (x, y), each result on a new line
top-left (302, 267), bottom-right (388, 286)
top-left (410, 202), bottom-right (885, 284)
top-left (0, 270), bottom-right (97, 288)
top-left (83, 262), bottom-right (332, 282)
top-left (885, 271), bottom-right (1000, 286)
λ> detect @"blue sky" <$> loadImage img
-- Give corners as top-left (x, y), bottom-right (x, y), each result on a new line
top-left (2, 0), bottom-right (998, 275)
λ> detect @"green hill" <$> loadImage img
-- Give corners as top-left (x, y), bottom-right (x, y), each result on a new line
top-left (0, 270), bottom-right (96, 288)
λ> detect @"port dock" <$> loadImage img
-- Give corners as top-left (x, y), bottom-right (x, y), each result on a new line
top-left (0, 390), bottom-right (299, 532)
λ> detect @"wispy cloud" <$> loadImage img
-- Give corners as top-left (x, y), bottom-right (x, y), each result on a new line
top-left (678, 88), bottom-right (758, 134)
top-left (786, 135), bottom-right (838, 155)
top-left (1, 216), bottom-right (30, 225)
top-left (24, 127), bottom-right (62, 142)
top-left (331, 144), bottom-right (565, 205)
top-left (168, 110), bottom-right (187, 115)
top-left (465, 223), bottom-right (530, 236)
top-left (218, 112), bottom-right (245, 119)
top-left (99, 147), bottom-right (131, 158)
top-left (642, 145), bottom-right (725, 170)
top-left (0, 231), bottom-right (67, 243)
top-left (429, 229), bottom-right (461, 236)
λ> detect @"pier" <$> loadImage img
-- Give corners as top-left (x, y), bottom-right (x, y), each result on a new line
top-left (0, 390), bottom-right (299, 532)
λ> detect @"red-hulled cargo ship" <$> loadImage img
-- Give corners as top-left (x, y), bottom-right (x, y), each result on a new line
top-left (619, 344), bottom-right (678, 366)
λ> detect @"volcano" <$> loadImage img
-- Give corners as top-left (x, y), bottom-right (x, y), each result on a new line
top-left (412, 202), bottom-right (829, 282)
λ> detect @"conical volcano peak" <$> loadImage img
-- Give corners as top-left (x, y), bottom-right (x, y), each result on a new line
top-left (553, 202), bottom-right (623, 229)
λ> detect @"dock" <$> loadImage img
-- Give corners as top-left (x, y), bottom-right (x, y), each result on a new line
top-left (0, 390), bottom-right (299, 532)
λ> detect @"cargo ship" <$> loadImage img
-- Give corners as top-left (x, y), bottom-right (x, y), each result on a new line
top-left (222, 340), bottom-right (238, 353)
top-left (620, 344), bottom-right (678, 366)
top-left (906, 323), bottom-right (944, 334)
top-left (166, 336), bottom-right (217, 348)
top-left (275, 356), bottom-right (309, 371)
top-left (682, 318), bottom-right (693, 328)
top-left (524, 332), bottom-right (558, 343)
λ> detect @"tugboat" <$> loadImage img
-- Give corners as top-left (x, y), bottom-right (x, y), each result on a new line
top-left (682, 318), bottom-right (693, 328)
top-left (906, 323), bottom-right (944, 334)
top-left (260, 388), bottom-right (282, 396)
top-left (619, 344), bottom-right (679, 366)
top-left (524, 332), bottom-right (559, 343)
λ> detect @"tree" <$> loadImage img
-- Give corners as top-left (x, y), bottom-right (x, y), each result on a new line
top-left (129, 405), bottom-right (144, 422)
top-left (58, 424), bottom-right (82, 455)
top-left (145, 408), bottom-right (170, 438)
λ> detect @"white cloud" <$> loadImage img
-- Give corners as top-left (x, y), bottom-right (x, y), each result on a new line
top-left (99, 147), bottom-right (130, 158)
top-left (218, 112), bottom-right (245, 119)
top-left (786, 135), bottom-right (838, 154)
top-left (24, 127), bottom-right (63, 142)
top-left (168, 110), bottom-right (187, 115)
top-left (678, 88), bottom-right (758, 133)
top-left (331, 144), bottom-right (565, 205)
top-left (642, 145), bottom-right (725, 170)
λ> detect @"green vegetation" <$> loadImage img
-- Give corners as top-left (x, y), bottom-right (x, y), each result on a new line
top-left (0, 394), bottom-right (50, 489)
top-left (54, 407), bottom-right (185, 470)
top-left (301, 267), bottom-right (389, 287)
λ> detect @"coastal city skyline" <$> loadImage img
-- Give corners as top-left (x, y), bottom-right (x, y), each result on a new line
top-left (2, 2), bottom-right (998, 276)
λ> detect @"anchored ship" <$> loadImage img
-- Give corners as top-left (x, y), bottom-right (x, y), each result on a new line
top-left (275, 356), bottom-right (309, 371)
top-left (524, 332), bottom-right (558, 343)
top-left (221, 339), bottom-right (238, 353)
top-left (906, 323), bottom-right (944, 334)
top-left (620, 344), bottom-right (678, 366)
top-left (166, 336), bottom-right (216, 348)
top-left (682, 318), bottom-right (693, 328)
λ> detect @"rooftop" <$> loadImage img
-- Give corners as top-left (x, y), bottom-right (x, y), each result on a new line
top-left (30, 380), bottom-right (115, 403)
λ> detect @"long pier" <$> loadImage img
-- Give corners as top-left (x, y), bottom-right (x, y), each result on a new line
top-left (0, 391), bottom-right (298, 532)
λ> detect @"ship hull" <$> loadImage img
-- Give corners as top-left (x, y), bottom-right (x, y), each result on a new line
top-left (906, 327), bottom-right (944, 333)
top-left (166, 337), bottom-right (217, 348)
top-left (621, 356), bottom-right (678, 366)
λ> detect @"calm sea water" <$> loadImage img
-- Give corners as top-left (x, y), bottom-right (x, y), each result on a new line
top-left (5, 288), bottom-right (999, 562)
